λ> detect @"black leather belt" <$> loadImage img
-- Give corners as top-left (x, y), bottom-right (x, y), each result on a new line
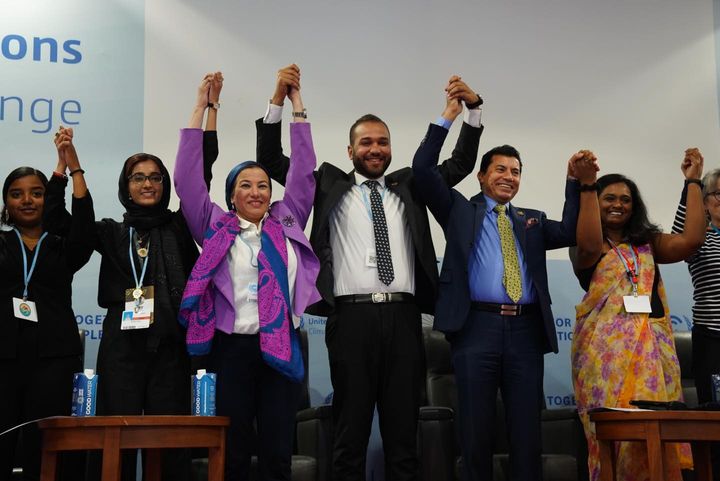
top-left (471, 301), bottom-right (540, 316)
top-left (335, 292), bottom-right (415, 304)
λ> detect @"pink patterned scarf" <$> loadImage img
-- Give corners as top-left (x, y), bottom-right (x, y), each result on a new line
top-left (179, 211), bottom-right (304, 382)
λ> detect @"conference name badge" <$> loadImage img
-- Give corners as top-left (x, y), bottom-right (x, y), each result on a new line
top-left (121, 285), bottom-right (155, 330)
top-left (13, 297), bottom-right (38, 322)
top-left (247, 282), bottom-right (258, 302)
top-left (623, 295), bottom-right (651, 313)
top-left (365, 249), bottom-right (377, 268)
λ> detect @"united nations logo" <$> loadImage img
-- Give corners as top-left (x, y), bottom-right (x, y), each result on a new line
top-left (281, 215), bottom-right (296, 228)
top-left (19, 303), bottom-right (32, 317)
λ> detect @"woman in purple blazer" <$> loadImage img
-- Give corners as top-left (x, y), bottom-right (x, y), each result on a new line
top-left (174, 74), bottom-right (320, 481)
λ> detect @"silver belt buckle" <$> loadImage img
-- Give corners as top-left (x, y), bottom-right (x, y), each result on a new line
top-left (372, 292), bottom-right (389, 303)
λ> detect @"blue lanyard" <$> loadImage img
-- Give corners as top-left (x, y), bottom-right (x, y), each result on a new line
top-left (359, 181), bottom-right (386, 222)
top-left (711, 224), bottom-right (720, 236)
top-left (128, 227), bottom-right (149, 289)
top-left (13, 229), bottom-right (48, 300)
top-left (238, 232), bottom-right (259, 268)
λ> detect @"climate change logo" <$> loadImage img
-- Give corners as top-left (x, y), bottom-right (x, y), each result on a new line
top-left (18, 302), bottom-right (31, 317)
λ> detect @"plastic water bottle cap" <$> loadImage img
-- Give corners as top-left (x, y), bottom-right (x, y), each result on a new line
top-left (197, 369), bottom-right (206, 377)
top-left (84, 368), bottom-right (95, 378)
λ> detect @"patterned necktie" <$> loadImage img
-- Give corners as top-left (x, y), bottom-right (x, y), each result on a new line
top-left (365, 180), bottom-right (394, 285)
top-left (494, 204), bottom-right (522, 303)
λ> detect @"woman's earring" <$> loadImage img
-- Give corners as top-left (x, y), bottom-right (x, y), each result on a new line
top-left (230, 202), bottom-right (236, 211)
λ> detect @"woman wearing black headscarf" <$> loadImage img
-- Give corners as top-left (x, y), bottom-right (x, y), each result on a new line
top-left (44, 73), bottom-right (223, 481)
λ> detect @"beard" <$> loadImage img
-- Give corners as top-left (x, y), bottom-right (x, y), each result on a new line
top-left (351, 153), bottom-right (392, 179)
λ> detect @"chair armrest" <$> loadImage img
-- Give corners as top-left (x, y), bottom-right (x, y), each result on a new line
top-left (418, 406), bottom-right (456, 481)
top-left (296, 404), bottom-right (332, 423)
top-left (541, 408), bottom-right (589, 481)
top-left (296, 405), bottom-right (333, 481)
top-left (419, 405), bottom-right (454, 421)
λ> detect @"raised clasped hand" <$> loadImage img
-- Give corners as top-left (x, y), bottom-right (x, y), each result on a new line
top-left (273, 64), bottom-right (300, 105)
top-left (209, 71), bottom-right (223, 103)
top-left (682, 147), bottom-right (704, 180)
top-left (54, 126), bottom-right (80, 170)
top-left (196, 74), bottom-right (213, 110)
top-left (568, 149), bottom-right (599, 184)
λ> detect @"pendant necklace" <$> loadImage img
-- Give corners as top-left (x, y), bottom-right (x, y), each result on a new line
top-left (135, 231), bottom-right (149, 258)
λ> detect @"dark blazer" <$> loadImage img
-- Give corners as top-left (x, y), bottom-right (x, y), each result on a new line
top-left (256, 118), bottom-right (483, 316)
top-left (412, 124), bottom-right (579, 353)
top-left (0, 190), bottom-right (94, 359)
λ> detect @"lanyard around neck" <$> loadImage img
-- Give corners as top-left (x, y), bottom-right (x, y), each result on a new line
top-left (128, 227), bottom-right (149, 289)
top-left (359, 181), bottom-right (386, 222)
top-left (711, 224), bottom-right (720, 236)
top-left (238, 231), bottom-right (259, 268)
top-left (607, 238), bottom-right (640, 293)
top-left (13, 228), bottom-right (49, 300)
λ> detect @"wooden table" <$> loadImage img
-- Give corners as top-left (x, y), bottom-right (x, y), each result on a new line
top-left (590, 410), bottom-right (720, 481)
top-left (38, 415), bottom-right (229, 481)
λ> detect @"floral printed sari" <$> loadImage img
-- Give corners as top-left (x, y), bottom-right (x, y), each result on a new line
top-left (572, 242), bottom-right (692, 481)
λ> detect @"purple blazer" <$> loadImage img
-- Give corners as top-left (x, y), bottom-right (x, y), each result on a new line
top-left (174, 124), bottom-right (321, 334)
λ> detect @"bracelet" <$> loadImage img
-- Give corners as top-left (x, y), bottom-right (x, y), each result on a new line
top-left (69, 168), bottom-right (85, 177)
top-left (685, 178), bottom-right (702, 187)
top-left (52, 171), bottom-right (68, 180)
top-left (207, 102), bottom-right (220, 110)
top-left (292, 109), bottom-right (307, 119)
top-left (465, 96), bottom-right (483, 109)
top-left (579, 182), bottom-right (599, 192)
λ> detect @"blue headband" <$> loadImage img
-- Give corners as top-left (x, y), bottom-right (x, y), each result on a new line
top-left (225, 161), bottom-right (271, 210)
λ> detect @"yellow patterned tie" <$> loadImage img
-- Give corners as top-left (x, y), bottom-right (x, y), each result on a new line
top-left (494, 204), bottom-right (522, 303)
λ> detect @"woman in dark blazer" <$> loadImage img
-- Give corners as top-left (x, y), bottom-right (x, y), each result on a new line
top-left (0, 141), bottom-right (93, 480)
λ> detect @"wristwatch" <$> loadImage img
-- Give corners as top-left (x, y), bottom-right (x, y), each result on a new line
top-left (207, 102), bottom-right (220, 110)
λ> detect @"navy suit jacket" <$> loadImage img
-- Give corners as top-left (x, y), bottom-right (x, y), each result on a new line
top-left (412, 124), bottom-right (580, 353)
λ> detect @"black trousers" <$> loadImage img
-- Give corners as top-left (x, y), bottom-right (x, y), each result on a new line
top-left (87, 337), bottom-right (191, 481)
top-left (449, 310), bottom-right (545, 481)
top-left (0, 351), bottom-right (82, 481)
top-left (209, 332), bottom-right (302, 481)
top-left (692, 324), bottom-right (720, 481)
top-left (326, 301), bottom-right (423, 481)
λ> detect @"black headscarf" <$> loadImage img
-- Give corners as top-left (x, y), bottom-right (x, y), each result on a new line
top-left (117, 153), bottom-right (197, 346)
top-left (118, 153), bottom-right (173, 230)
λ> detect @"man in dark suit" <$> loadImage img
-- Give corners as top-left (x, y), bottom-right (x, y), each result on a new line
top-left (412, 130), bottom-right (598, 480)
top-left (256, 64), bottom-right (483, 481)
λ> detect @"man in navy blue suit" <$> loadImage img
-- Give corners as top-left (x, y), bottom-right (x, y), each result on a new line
top-left (412, 112), bottom-right (598, 480)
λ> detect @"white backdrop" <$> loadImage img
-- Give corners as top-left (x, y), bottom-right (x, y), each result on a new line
top-left (140, 0), bottom-right (720, 405)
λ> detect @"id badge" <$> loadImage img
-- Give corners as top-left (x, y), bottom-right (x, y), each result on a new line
top-left (122, 286), bottom-right (155, 330)
top-left (365, 249), bottom-right (377, 268)
top-left (13, 297), bottom-right (38, 322)
top-left (247, 282), bottom-right (258, 302)
top-left (623, 295), bottom-right (651, 313)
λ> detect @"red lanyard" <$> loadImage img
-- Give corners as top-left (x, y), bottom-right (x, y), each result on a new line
top-left (607, 239), bottom-right (640, 295)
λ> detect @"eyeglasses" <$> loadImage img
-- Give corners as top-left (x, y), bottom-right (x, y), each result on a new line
top-left (705, 191), bottom-right (720, 202)
top-left (128, 173), bottom-right (163, 185)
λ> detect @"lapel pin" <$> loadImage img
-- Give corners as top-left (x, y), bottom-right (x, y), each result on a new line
top-left (281, 215), bottom-right (296, 228)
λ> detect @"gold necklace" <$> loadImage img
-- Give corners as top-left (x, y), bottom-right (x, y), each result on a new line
top-left (135, 232), bottom-right (149, 258)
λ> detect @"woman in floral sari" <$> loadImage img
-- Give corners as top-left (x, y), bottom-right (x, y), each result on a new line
top-left (570, 149), bottom-right (706, 481)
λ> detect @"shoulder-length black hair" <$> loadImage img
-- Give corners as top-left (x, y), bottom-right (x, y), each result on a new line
top-left (2, 167), bottom-right (49, 225)
top-left (596, 173), bottom-right (661, 245)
